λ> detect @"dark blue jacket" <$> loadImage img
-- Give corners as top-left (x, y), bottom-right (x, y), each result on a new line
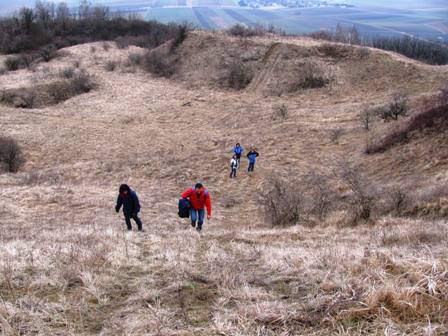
top-left (116, 190), bottom-right (141, 216)
top-left (233, 146), bottom-right (244, 156)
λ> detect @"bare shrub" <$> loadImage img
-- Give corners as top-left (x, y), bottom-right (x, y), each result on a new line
top-left (384, 186), bottom-right (411, 216)
top-left (4, 56), bottom-right (20, 71)
top-left (70, 71), bottom-right (96, 94)
top-left (60, 67), bottom-right (75, 79)
top-left (227, 24), bottom-right (266, 38)
top-left (102, 42), bottom-right (110, 51)
top-left (49, 71), bottom-right (96, 104)
top-left (272, 104), bottom-right (288, 120)
top-left (329, 127), bottom-right (344, 144)
top-left (0, 136), bottom-right (25, 173)
top-left (337, 163), bottom-right (376, 224)
top-left (366, 100), bottom-right (447, 153)
top-left (170, 23), bottom-right (190, 52)
top-left (357, 46), bottom-right (370, 60)
top-left (143, 50), bottom-right (176, 78)
top-left (39, 45), bottom-right (58, 62)
top-left (378, 94), bottom-right (408, 121)
top-left (0, 67), bottom-right (6, 75)
top-left (128, 53), bottom-right (143, 66)
top-left (303, 173), bottom-right (333, 221)
top-left (260, 177), bottom-right (304, 227)
top-left (360, 107), bottom-right (374, 131)
top-left (290, 62), bottom-right (329, 91)
top-left (318, 43), bottom-right (351, 59)
top-left (0, 88), bottom-right (36, 108)
top-left (104, 60), bottom-right (117, 72)
top-left (90, 46), bottom-right (97, 53)
top-left (223, 60), bottom-right (253, 90)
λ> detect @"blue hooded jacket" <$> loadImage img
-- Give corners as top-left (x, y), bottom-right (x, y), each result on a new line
top-left (116, 190), bottom-right (141, 216)
top-left (247, 150), bottom-right (259, 164)
top-left (233, 145), bottom-right (244, 156)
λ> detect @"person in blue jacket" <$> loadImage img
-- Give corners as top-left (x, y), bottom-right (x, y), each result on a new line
top-left (115, 184), bottom-right (143, 231)
top-left (247, 148), bottom-right (259, 172)
top-left (233, 143), bottom-right (244, 168)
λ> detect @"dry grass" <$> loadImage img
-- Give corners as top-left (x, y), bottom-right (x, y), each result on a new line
top-left (0, 33), bottom-right (447, 335)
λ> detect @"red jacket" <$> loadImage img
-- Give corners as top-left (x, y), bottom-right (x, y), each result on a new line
top-left (182, 187), bottom-right (212, 216)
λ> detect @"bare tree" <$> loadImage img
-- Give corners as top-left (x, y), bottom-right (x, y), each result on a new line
top-left (0, 136), bottom-right (25, 173)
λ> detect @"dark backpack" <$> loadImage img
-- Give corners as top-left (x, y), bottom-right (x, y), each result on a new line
top-left (178, 198), bottom-right (191, 218)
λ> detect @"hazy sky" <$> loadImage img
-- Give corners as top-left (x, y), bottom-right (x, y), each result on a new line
top-left (0, 0), bottom-right (447, 13)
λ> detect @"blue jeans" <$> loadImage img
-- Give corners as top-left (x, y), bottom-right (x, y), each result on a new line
top-left (191, 208), bottom-right (205, 229)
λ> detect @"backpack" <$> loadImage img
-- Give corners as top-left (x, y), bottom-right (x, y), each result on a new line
top-left (178, 198), bottom-right (191, 218)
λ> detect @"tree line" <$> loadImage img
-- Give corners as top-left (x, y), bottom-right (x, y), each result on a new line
top-left (0, 0), bottom-right (186, 55)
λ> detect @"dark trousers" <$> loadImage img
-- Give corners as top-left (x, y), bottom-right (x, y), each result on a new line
top-left (124, 214), bottom-right (143, 231)
top-left (230, 168), bottom-right (237, 178)
top-left (248, 162), bottom-right (255, 172)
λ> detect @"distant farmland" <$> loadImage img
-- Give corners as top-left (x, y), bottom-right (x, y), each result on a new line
top-left (144, 6), bottom-right (448, 40)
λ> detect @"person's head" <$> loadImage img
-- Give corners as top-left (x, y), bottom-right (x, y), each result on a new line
top-left (236, 143), bottom-right (240, 147)
top-left (233, 154), bottom-right (237, 159)
top-left (119, 184), bottom-right (130, 196)
top-left (195, 183), bottom-right (203, 195)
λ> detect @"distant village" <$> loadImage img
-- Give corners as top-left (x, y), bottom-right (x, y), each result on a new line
top-left (237, 0), bottom-right (354, 8)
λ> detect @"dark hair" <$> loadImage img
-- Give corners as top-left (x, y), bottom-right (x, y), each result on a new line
top-left (236, 143), bottom-right (240, 146)
top-left (119, 184), bottom-right (130, 194)
top-left (195, 183), bottom-right (203, 189)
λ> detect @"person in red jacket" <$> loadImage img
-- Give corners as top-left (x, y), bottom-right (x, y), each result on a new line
top-left (181, 183), bottom-right (212, 232)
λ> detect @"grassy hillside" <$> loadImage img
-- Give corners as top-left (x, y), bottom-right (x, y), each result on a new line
top-left (0, 31), bottom-right (447, 335)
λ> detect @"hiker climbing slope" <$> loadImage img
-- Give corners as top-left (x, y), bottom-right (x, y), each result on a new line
top-left (115, 184), bottom-right (143, 231)
top-left (181, 183), bottom-right (212, 232)
top-left (233, 143), bottom-right (244, 168)
top-left (247, 148), bottom-right (259, 172)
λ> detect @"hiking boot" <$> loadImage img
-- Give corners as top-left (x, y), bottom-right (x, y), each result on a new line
top-left (191, 222), bottom-right (196, 228)
top-left (138, 229), bottom-right (145, 232)
top-left (196, 227), bottom-right (202, 233)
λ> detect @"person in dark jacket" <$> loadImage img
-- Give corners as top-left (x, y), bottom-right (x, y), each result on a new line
top-left (115, 184), bottom-right (143, 231)
top-left (247, 148), bottom-right (259, 172)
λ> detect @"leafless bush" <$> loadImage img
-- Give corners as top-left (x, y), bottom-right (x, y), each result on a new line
top-left (227, 24), bottom-right (266, 38)
top-left (70, 71), bottom-right (96, 94)
top-left (50, 71), bottom-right (96, 104)
top-left (128, 53), bottom-right (143, 66)
top-left (303, 173), bottom-right (333, 221)
top-left (290, 62), bottom-right (329, 91)
top-left (260, 177), bottom-right (304, 226)
top-left (360, 107), bottom-right (375, 131)
top-left (337, 163), bottom-right (377, 224)
top-left (223, 60), bottom-right (253, 90)
top-left (104, 60), bottom-right (117, 71)
top-left (378, 94), bottom-right (408, 121)
top-left (329, 127), bottom-right (344, 143)
top-left (4, 56), bottom-right (20, 71)
top-left (357, 46), bottom-right (370, 60)
top-left (366, 99), bottom-right (447, 153)
top-left (272, 104), bottom-right (288, 120)
top-left (59, 67), bottom-right (75, 79)
top-left (90, 46), bottom-right (97, 53)
top-left (318, 43), bottom-right (351, 59)
top-left (102, 42), bottom-right (110, 51)
top-left (384, 185), bottom-right (412, 215)
top-left (142, 50), bottom-right (176, 78)
top-left (39, 45), bottom-right (58, 62)
top-left (0, 136), bottom-right (25, 173)
top-left (0, 88), bottom-right (36, 108)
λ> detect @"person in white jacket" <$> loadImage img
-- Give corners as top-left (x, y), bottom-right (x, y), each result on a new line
top-left (230, 155), bottom-right (238, 178)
